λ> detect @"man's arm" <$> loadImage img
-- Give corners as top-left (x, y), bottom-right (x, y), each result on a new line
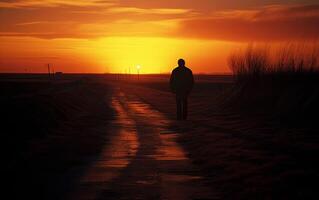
top-left (188, 70), bottom-right (194, 93)
top-left (191, 71), bottom-right (194, 89)
top-left (169, 71), bottom-right (176, 93)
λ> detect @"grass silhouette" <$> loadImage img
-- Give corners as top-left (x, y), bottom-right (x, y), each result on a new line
top-left (227, 42), bottom-right (319, 127)
top-left (229, 42), bottom-right (319, 83)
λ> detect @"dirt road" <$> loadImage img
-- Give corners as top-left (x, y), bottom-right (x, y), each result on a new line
top-left (70, 86), bottom-right (218, 200)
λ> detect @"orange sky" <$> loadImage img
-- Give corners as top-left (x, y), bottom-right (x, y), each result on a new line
top-left (0, 0), bottom-right (318, 73)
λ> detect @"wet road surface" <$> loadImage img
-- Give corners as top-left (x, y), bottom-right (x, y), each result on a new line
top-left (70, 87), bottom-right (218, 200)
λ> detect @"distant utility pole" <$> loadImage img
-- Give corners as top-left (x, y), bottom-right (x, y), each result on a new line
top-left (137, 65), bottom-right (141, 81)
top-left (47, 63), bottom-right (51, 77)
top-left (47, 63), bottom-right (55, 80)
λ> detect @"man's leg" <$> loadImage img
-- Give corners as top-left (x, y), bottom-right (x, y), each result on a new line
top-left (176, 96), bottom-right (182, 120)
top-left (182, 97), bottom-right (188, 120)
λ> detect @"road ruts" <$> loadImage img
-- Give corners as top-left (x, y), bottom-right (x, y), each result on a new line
top-left (70, 87), bottom-right (219, 200)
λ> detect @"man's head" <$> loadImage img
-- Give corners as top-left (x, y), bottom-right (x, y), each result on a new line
top-left (178, 59), bottom-right (185, 67)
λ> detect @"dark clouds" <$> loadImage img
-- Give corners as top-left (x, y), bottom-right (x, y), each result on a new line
top-left (0, 1), bottom-right (318, 41)
top-left (177, 4), bottom-right (319, 41)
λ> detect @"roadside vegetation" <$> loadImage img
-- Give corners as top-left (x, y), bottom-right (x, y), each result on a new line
top-left (227, 42), bottom-right (319, 127)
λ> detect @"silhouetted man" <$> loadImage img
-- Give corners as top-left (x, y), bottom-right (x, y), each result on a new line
top-left (170, 59), bottom-right (194, 120)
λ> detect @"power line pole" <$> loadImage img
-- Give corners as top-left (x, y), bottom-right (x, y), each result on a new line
top-left (47, 63), bottom-right (51, 76)
top-left (137, 65), bottom-right (140, 81)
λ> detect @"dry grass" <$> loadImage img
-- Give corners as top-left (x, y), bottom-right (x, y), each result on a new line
top-left (226, 42), bottom-right (319, 127)
top-left (229, 43), bottom-right (319, 83)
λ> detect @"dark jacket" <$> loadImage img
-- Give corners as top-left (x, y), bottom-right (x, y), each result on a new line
top-left (170, 66), bottom-right (194, 96)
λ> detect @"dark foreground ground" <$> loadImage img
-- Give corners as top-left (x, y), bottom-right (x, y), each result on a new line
top-left (1, 75), bottom-right (114, 199)
top-left (2, 74), bottom-right (319, 199)
top-left (118, 75), bottom-right (319, 200)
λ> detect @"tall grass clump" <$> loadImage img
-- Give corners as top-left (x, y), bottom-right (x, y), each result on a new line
top-left (229, 43), bottom-right (319, 84)
top-left (227, 42), bottom-right (319, 126)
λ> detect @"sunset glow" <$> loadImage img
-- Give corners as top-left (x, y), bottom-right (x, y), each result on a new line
top-left (0, 0), bottom-right (318, 73)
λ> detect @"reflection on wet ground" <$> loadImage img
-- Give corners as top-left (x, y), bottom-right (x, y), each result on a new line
top-left (70, 88), bottom-right (218, 199)
top-left (70, 98), bottom-right (139, 200)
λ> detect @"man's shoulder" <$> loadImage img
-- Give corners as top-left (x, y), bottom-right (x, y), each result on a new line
top-left (172, 67), bottom-right (180, 73)
top-left (172, 66), bottom-right (192, 74)
top-left (184, 67), bottom-right (193, 73)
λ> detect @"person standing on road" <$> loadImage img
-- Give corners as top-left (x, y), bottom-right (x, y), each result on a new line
top-left (170, 59), bottom-right (194, 120)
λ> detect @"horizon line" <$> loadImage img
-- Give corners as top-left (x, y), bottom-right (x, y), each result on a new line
top-left (0, 72), bottom-right (233, 75)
